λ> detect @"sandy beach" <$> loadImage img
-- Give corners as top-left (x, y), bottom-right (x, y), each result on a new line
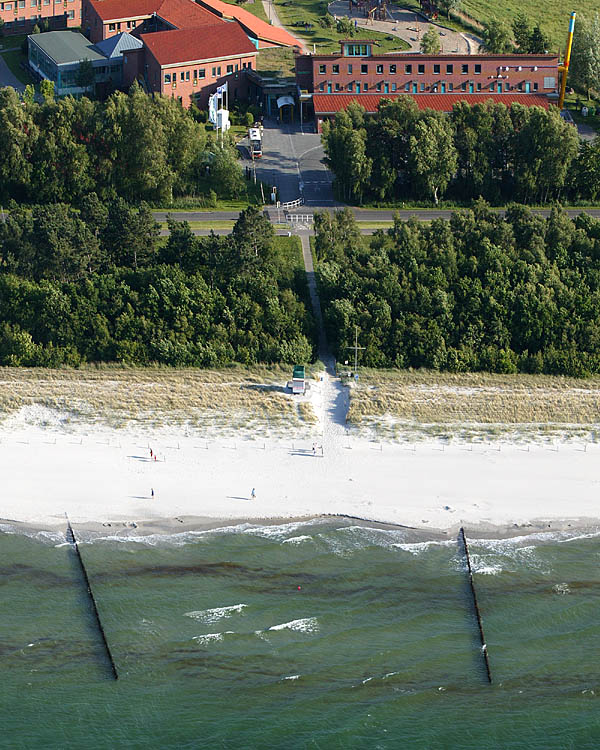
top-left (2, 366), bottom-right (600, 538)
top-left (2, 416), bottom-right (600, 537)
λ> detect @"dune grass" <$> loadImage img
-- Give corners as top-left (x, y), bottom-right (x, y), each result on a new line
top-left (0, 365), bottom-right (322, 438)
top-left (346, 369), bottom-right (600, 443)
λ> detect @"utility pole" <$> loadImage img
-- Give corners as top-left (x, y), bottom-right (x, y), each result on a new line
top-left (347, 325), bottom-right (365, 376)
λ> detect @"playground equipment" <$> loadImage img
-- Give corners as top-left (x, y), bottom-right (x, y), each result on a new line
top-left (558, 11), bottom-right (576, 110)
top-left (419, 0), bottom-right (439, 20)
top-left (353, 0), bottom-right (393, 23)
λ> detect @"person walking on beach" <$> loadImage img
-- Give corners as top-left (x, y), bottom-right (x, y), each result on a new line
top-left (150, 448), bottom-right (153, 458)
top-left (251, 488), bottom-right (256, 499)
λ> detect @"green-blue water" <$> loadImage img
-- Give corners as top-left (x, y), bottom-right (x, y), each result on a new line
top-left (1, 519), bottom-right (599, 749)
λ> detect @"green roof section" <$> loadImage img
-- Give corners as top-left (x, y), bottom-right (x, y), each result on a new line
top-left (293, 365), bottom-right (305, 380)
top-left (29, 31), bottom-right (106, 66)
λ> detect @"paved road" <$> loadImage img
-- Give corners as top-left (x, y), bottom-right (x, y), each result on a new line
top-left (238, 119), bottom-right (337, 205)
top-left (155, 207), bottom-right (600, 225)
top-left (0, 52), bottom-right (25, 92)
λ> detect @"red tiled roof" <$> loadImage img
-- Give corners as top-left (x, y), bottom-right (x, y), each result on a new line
top-left (312, 93), bottom-right (552, 114)
top-left (196, 0), bottom-right (300, 47)
top-left (141, 23), bottom-right (257, 65)
top-left (89, 0), bottom-right (221, 27)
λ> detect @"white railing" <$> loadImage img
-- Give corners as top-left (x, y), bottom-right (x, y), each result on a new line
top-left (281, 197), bottom-right (305, 210)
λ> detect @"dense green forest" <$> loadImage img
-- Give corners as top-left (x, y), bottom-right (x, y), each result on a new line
top-left (0, 204), bottom-right (315, 366)
top-left (315, 206), bottom-right (600, 377)
top-left (0, 84), bottom-right (246, 205)
top-left (322, 99), bottom-right (600, 205)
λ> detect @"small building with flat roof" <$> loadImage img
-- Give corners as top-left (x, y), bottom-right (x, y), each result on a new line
top-left (28, 30), bottom-right (141, 96)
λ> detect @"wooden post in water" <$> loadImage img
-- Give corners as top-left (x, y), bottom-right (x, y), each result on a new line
top-left (66, 516), bottom-right (118, 680)
top-left (459, 527), bottom-right (492, 684)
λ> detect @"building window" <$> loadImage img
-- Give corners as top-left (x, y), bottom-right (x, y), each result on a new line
top-left (164, 73), bottom-right (171, 84)
top-left (389, 64), bottom-right (396, 74)
top-left (347, 82), bottom-right (353, 91)
top-left (474, 64), bottom-right (481, 74)
top-left (461, 64), bottom-right (468, 74)
top-left (391, 82), bottom-right (396, 91)
top-left (446, 64), bottom-right (453, 74)
top-left (361, 64), bottom-right (368, 74)
top-left (404, 82), bottom-right (410, 91)
top-left (319, 82), bottom-right (324, 91)
top-left (363, 82), bottom-right (367, 91)
top-left (198, 68), bottom-right (205, 78)
top-left (332, 64), bottom-right (339, 74)
top-left (533, 82), bottom-right (538, 91)
top-left (376, 64), bottom-right (383, 74)
top-left (448, 82), bottom-right (453, 91)
top-left (227, 64), bottom-right (233, 73)
top-left (247, 61), bottom-right (252, 69)
top-left (543, 76), bottom-right (556, 89)
top-left (420, 82), bottom-right (425, 91)
top-left (186, 70), bottom-right (190, 81)
top-left (108, 22), bottom-right (115, 30)
top-left (18, 0), bottom-right (24, 7)
top-left (433, 64), bottom-right (440, 74)
top-left (347, 64), bottom-right (352, 74)
top-left (375, 82), bottom-right (381, 92)
top-left (505, 82), bottom-right (510, 91)
top-left (461, 81), bottom-right (466, 91)
top-left (335, 82), bottom-right (341, 91)
top-left (405, 64), bottom-right (412, 74)
top-left (418, 64), bottom-right (424, 75)
top-left (212, 67), bottom-right (216, 76)
top-left (30, 0), bottom-right (35, 6)
top-left (477, 82), bottom-right (481, 91)
top-left (319, 64), bottom-right (326, 74)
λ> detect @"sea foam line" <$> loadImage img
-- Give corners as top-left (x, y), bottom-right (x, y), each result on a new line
top-left (268, 617), bottom-right (319, 633)
top-left (185, 604), bottom-right (247, 624)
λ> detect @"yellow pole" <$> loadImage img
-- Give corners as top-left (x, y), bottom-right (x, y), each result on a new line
top-left (558, 11), bottom-right (576, 110)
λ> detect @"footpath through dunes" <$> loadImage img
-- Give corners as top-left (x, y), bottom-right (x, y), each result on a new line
top-left (300, 234), bottom-right (349, 456)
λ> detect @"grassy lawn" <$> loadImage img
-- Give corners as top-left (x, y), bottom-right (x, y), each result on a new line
top-left (273, 0), bottom-right (410, 53)
top-left (563, 92), bottom-right (600, 135)
top-left (0, 33), bottom-right (29, 50)
top-left (0, 47), bottom-right (36, 86)
top-left (460, 0), bottom-right (588, 51)
top-left (257, 46), bottom-right (295, 77)
top-left (221, 0), bottom-right (270, 23)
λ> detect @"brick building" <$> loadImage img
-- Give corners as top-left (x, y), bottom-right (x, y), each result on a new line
top-left (82, 0), bottom-right (219, 43)
top-left (133, 23), bottom-right (257, 107)
top-left (296, 42), bottom-right (559, 97)
top-left (0, 0), bottom-right (79, 34)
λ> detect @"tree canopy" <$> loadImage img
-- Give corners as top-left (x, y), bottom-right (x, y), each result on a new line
top-left (0, 84), bottom-right (246, 206)
top-left (0, 203), bottom-right (315, 367)
top-left (315, 206), bottom-right (600, 377)
top-left (322, 99), bottom-right (591, 205)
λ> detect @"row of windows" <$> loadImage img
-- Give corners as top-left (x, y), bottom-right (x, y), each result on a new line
top-left (1, 0), bottom-right (73, 8)
top-left (318, 62), bottom-right (485, 76)
top-left (318, 80), bottom-right (541, 93)
top-left (163, 61), bottom-right (251, 85)
top-left (108, 20), bottom-right (136, 30)
top-left (4, 8), bottom-right (74, 19)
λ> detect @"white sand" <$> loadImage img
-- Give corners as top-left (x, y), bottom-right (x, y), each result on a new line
top-left (1, 370), bottom-right (599, 534)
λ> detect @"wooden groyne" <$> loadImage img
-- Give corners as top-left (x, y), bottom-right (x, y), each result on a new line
top-left (459, 527), bottom-right (492, 684)
top-left (66, 517), bottom-right (118, 680)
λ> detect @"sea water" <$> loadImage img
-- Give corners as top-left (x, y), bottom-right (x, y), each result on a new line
top-left (1, 519), bottom-right (599, 749)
